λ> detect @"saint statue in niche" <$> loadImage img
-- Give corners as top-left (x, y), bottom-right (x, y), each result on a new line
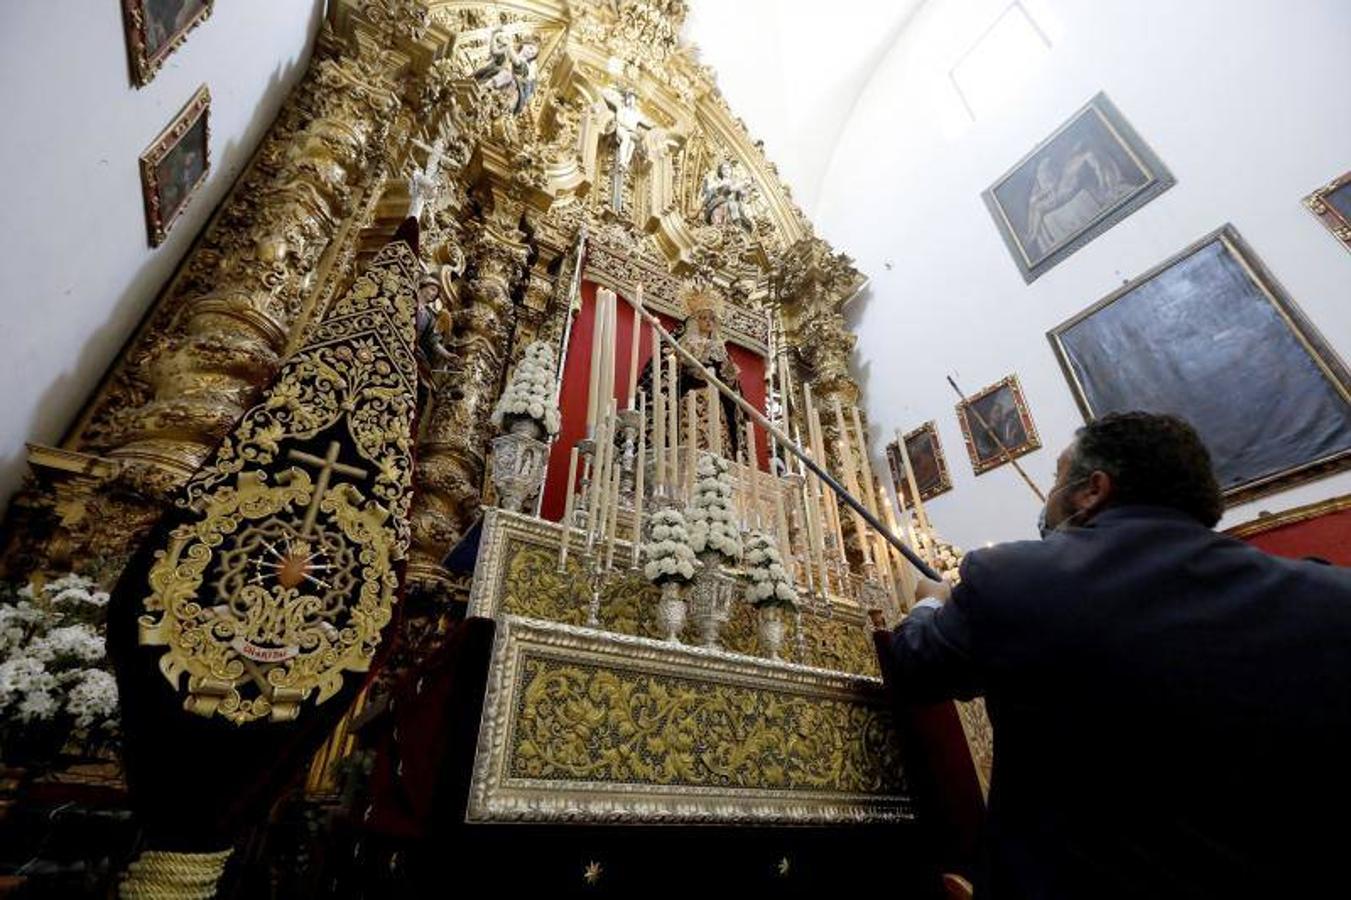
top-left (638, 283), bottom-right (744, 459)
top-left (700, 160), bottom-right (754, 232)
top-left (599, 87), bottom-right (652, 211)
top-left (472, 29), bottom-right (539, 116)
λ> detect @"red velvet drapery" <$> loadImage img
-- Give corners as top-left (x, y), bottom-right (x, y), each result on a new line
top-left (539, 281), bottom-right (769, 521)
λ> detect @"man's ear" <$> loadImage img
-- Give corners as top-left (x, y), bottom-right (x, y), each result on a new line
top-left (1080, 469), bottom-right (1114, 511)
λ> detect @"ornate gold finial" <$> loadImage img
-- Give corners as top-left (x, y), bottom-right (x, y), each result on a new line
top-left (678, 280), bottom-right (725, 321)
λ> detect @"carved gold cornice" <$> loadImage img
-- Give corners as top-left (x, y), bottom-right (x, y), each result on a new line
top-left (1224, 494), bottom-right (1351, 540)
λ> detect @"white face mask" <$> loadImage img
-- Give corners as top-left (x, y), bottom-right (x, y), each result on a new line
top-left (1037, 477), bottom-right (1088, 539)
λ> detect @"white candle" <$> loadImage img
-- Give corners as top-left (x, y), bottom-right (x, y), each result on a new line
top-left (685, 389), bottom-right (697, 501)
top-left (559, 445), bottom-right (579, 569)
top-left (896, 427), bottom-right (934, 552)
top-left (832, 397), bottom-right (872, 566)
top-left (706, 382), bottom-right (720, 457)
top-left (668, 351), bottom-right (678, 492)
top-left (626, 284), bottom-right (643, 409)
top-left (584, 291), bottom-right (604, 436)
top-left (632, 392), bottom-right (646, 567)
top-left (652, 328), bottom-right (665, 491)
top-left (746, 419), bottom-right (761, 529)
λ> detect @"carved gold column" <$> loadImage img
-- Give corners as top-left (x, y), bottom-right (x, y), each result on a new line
top-left (84, 55), bottom-right (400, 498)
top-left (776, 236), bottom-right (869, 567)
top-left (406, 142), bottom-right (553, 591)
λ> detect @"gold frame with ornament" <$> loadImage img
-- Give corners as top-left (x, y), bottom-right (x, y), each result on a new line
top-left (121, 0), bottom-right (214, 87)
top-left (955, 374), bottom-right (1042, 475)
top-left (138, 84), bottom-right (211, 247)
top-left (1304, 169), bottom-right (1351, 255)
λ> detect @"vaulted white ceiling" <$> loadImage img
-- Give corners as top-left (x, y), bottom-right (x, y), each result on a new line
top-left (683, 0), bottom-right (925, 217)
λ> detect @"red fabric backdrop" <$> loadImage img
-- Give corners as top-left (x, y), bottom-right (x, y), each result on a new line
top-left (540, 281), bottom-right (768, 521)
top-left (1233, 504), bottom-right (1351, 565)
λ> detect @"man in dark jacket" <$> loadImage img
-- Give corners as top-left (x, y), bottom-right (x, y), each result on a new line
top-left (877, 412), bottom-right (1351, 898)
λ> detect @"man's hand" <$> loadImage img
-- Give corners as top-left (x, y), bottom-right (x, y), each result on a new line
top-left (914, 576), bottom-right (953, 604)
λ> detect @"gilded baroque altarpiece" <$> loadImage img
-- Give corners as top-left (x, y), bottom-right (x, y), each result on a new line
top-left (0, 0), bottom-right (953, 827)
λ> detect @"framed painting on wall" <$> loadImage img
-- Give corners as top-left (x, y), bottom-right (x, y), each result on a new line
top-left (955, 375), bottom-right (1042, 475)
top-left (982, 92), bottom-right (1175, 283)
top-left (122, 0), bottom-right (214, 87)
top-left (1048, 224), bottom-right (1351, 505)
top-left (1304, 170), bottom-right (1351, 255)
top-left (886, 421), bottom-right (953, 505)
top-left (139, 85), bottom-right (211, 247)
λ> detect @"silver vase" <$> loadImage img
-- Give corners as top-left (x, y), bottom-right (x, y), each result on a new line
top-left (690, 552), bottom-right (734, 648)
top-left (656, 579), bottom-right (688, 643)
top-left (490, 431), bottom-right (550, 513)
top-left (756, 604), bottom-right (787, 660)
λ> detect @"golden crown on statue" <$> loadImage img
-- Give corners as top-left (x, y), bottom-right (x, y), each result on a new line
top-left (678, 280), bottom-right (726, 320)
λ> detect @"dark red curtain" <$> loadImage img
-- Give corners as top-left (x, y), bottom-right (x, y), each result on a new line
top-left (540, 281), bottom-right (769, 521)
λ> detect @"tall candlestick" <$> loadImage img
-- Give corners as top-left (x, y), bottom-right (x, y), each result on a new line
top-left (804, 385), bottom-right (846, 573)
top-left (652, 329), bottom-right (665, 491)
top-left (604, 407), bottom-right (622, 570)
top-left (773, 477), bottom-right (791, 571)
top-left (746, 419), bottom-right (761, 529)
top-left (849, 404), bottom-right (892, 598)
top-left (832, 397), bottom-right (873, 566)
top-left (559, 445), bottom-right (580, 569)
top-left (896, 427), bottom-right (934, 552)
top-left (600, 290), bottom-right (616, 416)
top-left (632, 393), bottom-right (647, 567)
top-left (667, 353), bottom-right (678, 493)
top-left (890, 448), bottom-right (923, 569)
top-left (685, 389), bottom-right (697, 500)
top-left (584, 291), bottom-right (605, 436)
top-left (705, 382), bottom-right (720, 457)
top-left (626, 284), bottom-right (643, 408)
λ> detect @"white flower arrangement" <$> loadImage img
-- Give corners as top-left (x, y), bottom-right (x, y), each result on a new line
top-left (491, 340), bottom-right (562, 436)
top-left (743, 530), bottom-right (798, 610)
top-left (642, 508), bottom-right (700, 584)
top-left (0, 572), bottom-right (119, 760)
top-left (687, 453), bottom-right (743, 562)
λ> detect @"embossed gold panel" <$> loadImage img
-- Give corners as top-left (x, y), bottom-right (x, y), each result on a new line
top-left (467, 616), bottom-right (913, 824)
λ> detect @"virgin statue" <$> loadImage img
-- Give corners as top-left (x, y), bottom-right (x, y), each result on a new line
top-left (637, 282), bottom-right (744, 459)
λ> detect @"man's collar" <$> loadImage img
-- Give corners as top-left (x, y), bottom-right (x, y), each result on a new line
top-left (1085, 505), bottom-right (1207, 527)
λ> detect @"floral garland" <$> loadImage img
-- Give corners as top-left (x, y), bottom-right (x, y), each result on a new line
top-left (491, 340), bottom-right (561, 436)
top-left (0, 573), bottom-right (119, 764)
top-left (688, 453), bottom-right (742, 561)
top-left (743, 530), bottom-right (797, 610)
top-left (642, 508), bottom-right (700, 584)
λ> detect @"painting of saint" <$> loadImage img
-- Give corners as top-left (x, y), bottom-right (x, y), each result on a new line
top-left (886, 422), bottom-right (952, 505)
top-left (956, 376), bottom-right (1041, 474)
top-left (155, 115), bottom-right (207, 227)
top-left (983, 93), bottom-right (1174, 282)
top-left (140, 86), bottom-right (210, 246)
top-left (122, 0), bottom-right (212, 86)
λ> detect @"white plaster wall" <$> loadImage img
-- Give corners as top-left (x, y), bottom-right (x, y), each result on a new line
top-left (0, 0), bottom-right (327, 510)
top-left (816, 0), bottom-right (1351, 549)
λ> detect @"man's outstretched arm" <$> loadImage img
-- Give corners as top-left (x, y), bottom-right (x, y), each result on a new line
top-left (874, 578), bottom-right (983, 703)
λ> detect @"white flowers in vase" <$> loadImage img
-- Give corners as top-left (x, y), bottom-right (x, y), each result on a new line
top-left (491, 340), bottom-right (561, 437)
top-left (642, 508), bottom-right (700, 584)
top-left (743, 530), bottom-right (798, 610)
top-left (687, 453), bottom-right (742, 562)
top-left (0, 573), bottom-right (119, 764)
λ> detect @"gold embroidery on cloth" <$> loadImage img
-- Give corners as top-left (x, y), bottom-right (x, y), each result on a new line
top-left (507, 656), bottom-right (906, 794)
top-left (138, 242), bottom-right (420, 725)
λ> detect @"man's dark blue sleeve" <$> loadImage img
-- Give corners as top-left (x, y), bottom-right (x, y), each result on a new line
top-left (879, 588), bottom-right (983, 704)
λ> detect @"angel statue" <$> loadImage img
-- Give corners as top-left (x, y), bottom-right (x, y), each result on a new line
top-left (472, 29), bottom-right (539, 116)
top-left (636, 282), bottom-right (745, 459)
top-left (701, 160), bottom-right (753, 232)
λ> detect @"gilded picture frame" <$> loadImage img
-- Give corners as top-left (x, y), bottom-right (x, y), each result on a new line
top-left (1047, 225), bottom-right (1351, 506)
top-left (139, 85), bottom-right (211, 247)
top-left (982, 92), bottom-right (1175, 283)
top-left (121, 0), bottom-right (214, 87)
top-left (955, 375), bottom-right (1041, 475)
top-left (1303, 170), bottom-right (1351, 255)
top-left (886, 421), bottom-right (953, 504)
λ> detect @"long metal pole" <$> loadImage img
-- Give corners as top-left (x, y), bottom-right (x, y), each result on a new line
top-left (621, 293), bottom-right (941, 581)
